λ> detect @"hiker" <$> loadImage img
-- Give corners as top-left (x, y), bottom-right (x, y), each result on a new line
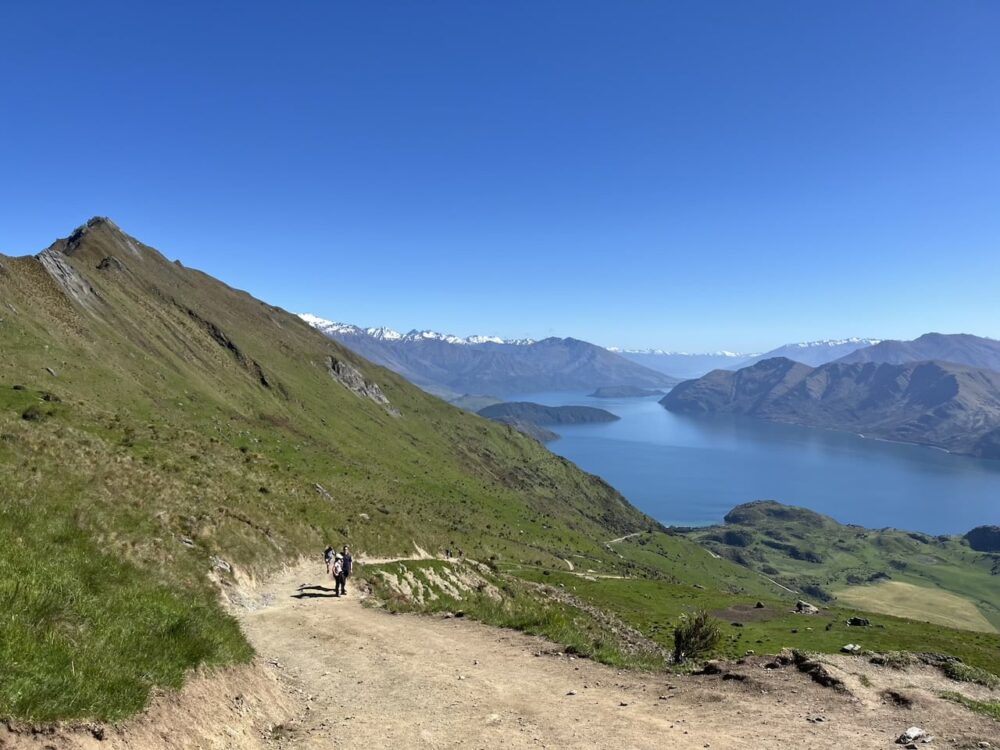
top-left (337, 545), bottom-right (353, 596)
top-left (332, 553), bottom-right (344, 595)
top-left (323, 545), bottom-right (335, 577)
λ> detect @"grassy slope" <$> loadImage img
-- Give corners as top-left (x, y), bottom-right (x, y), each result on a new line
top-left (836, 581), bottom-right (996, 634)
top-left (374, 530), bottom-right (1000, 675)
top-left (2, 220), bottom-right (997, 721)
top-left (0, 220), bottom-right (658, 721)
top-left (683, 501), bottom-right (1000, 632)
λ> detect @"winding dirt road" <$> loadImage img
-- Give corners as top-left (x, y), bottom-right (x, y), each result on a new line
top-left (238, 563), bottom-right (999, 749)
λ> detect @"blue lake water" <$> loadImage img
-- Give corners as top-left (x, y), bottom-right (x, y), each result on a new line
top-left (509, 391), bottom-right (1000, 535)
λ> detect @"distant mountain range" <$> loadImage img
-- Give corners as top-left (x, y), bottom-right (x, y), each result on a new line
top-left (661, 355), bottom-right (1000, 459)
top-left (741, 338), bottom-right (882, 368)
top-left (836, 332), bottom-right (1000, 371)
top-left (611, 350), bottom-right (750, 379)
top-left (612, 338), bottom-right (881, 379)
top-left (299, 315), bottom-right (537, 346)
top-left (301, 314), bottom-right (678, 398)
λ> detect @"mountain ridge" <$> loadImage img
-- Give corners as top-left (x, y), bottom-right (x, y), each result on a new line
top-left (836, 332), bottom-right (1000, 372)
top-left (302, 314), bottom-right (678, 397)
top-left (660, 356), bottom-right (1000, 459)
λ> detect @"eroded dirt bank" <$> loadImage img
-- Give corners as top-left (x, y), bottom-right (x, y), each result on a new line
top-left (0, 664), bottom-right (292, 750)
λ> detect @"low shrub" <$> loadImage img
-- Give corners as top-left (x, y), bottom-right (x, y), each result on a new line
top-left (673, 610), bottom-right (722, 663)
top-left (942, 661), bottom-right (1000, 689)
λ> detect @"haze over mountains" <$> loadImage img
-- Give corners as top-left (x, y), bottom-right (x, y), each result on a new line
top-left (618, 339), bottom-right (884, 379)
top-left (741, 338), bottom-right (883, 368)
top-left (611, 350), bottom-right (749, 379)
top-left (301, 314), bottom-right (678, 398)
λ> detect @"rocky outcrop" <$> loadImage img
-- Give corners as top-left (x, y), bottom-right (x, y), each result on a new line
top-left (185, 307), bottom-right (274, 390)
top-left (326, 356), bottom-right (399, 415)
top-left (36, 249), bottom-right (101, 310)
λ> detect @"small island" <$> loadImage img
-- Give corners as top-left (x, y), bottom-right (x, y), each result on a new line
top-left (589, 385), bottom-right (665, 398)
top-left (478, 401), bottom-right (620, 428)
top-left (477, 401), bottom-right (618, 443)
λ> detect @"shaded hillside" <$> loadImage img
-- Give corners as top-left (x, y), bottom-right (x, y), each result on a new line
top-left (660, 357), bottom-right (1000, 458)
top-left (0, 218), bottom-right (660, 721)
top-left (837, 332), bottom-right (1000, 372)
top-left (304, 316), bottom-right (678, 396)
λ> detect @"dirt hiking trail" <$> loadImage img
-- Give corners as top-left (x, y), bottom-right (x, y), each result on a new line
top-left (238, 562), bottom-right (999, 749)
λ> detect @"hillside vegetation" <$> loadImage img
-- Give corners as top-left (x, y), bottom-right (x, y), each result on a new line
top-left (684, 501), bottom-right (1000, 633)
top-left (0, 218), bottom-right (659, 721)
top-left (3, 219), bottom-right (998, 725)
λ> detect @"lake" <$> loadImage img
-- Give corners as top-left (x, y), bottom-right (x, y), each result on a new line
top-left (509, 391), bottom-right (1000, 535)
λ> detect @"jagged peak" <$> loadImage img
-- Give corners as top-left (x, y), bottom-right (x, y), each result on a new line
top-left (46, 216), bottom-right (151, 262)
top-left (61, 216), bottom-right (120, 249)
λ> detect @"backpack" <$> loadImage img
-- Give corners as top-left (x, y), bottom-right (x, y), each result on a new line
top-left (333, 558), bottom-right (343, 576)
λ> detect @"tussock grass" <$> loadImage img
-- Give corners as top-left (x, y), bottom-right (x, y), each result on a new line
top-left (0, 492), bottom-right (250, 722)
top-left (940, 691), bottom-right (1000, 721)
top-left (942, 661), bottom-right (1000, 689)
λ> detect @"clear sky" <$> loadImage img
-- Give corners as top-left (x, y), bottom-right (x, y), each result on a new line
top-left (2, 2), bottom-right (999, 352)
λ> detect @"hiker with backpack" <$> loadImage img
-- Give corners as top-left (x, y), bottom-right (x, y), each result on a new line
top-left (331, 553), bottom-right (344, 594)
top-left (336, 545), bottom-right (352, 596)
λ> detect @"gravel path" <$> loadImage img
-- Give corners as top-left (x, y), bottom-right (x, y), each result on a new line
top-left (239, 563), bottom-right (1000, 749)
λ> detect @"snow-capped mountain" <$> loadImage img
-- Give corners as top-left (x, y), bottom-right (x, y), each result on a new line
top-left (740, 338), bottom-right (882, 368)
top-left (297, 314), bottom-right (535, 346)
top-left (784, 337), bottom-right (883, 350)
top-left (609, 347), bottom-right (748, 358)
top-left (299, 313), bottom-right (677, 397)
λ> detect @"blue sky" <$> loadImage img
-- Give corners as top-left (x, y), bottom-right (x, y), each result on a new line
top-left (2, 2), bottom-right (999, 352)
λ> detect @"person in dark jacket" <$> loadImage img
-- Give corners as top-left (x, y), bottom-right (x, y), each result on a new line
top-left (336, 545), bottom-right (353, 596)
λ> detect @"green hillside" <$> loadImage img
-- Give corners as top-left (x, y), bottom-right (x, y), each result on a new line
top-left (2, 219), bottom-right (998, 724)
top-left (684, 501), bottom-right (1000, 632)
top-left (0, 218), bottom-right (660, 721)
